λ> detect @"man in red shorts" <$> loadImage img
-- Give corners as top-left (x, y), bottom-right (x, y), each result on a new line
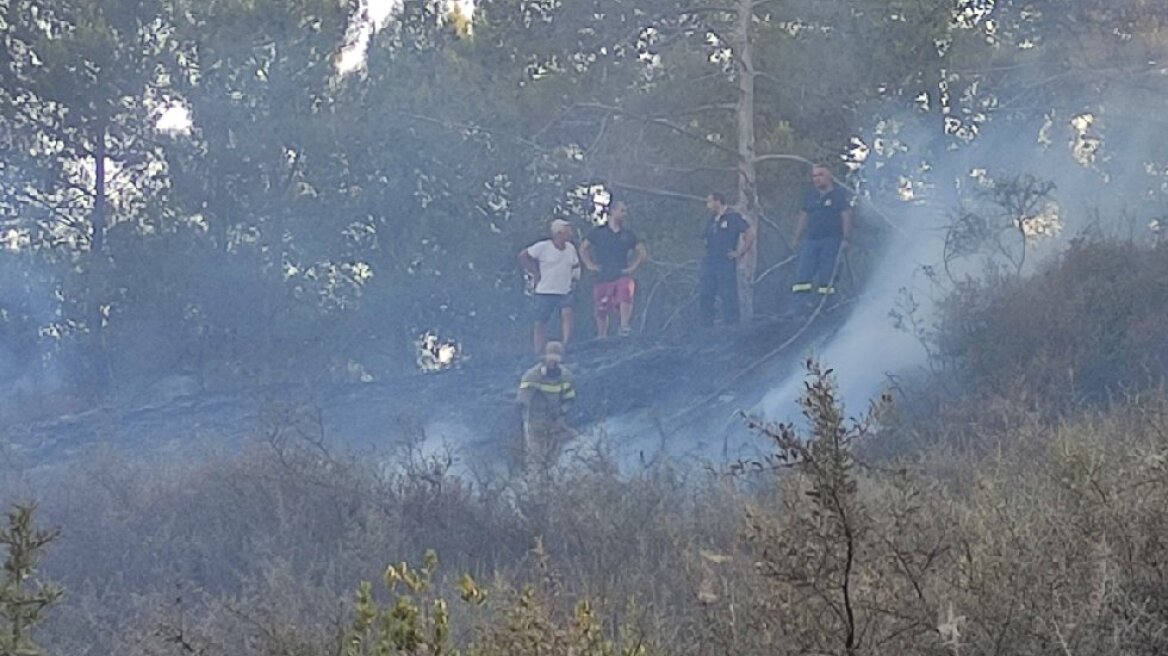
top-left (580, 201), bottom-right (648, 338)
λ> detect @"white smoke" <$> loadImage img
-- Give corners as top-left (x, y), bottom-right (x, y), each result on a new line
top-left (757, 206), bottom-right (946, 421)
top-left (756, 96), bottom-right (1166, 424)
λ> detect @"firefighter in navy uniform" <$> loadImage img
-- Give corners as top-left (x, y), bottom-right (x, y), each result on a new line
top-left (699, 192), bottom-right (756, 326)
top-left (516, 341), bottom-right (577, 471)
top-left (786, 164), bottom-right (854, 317)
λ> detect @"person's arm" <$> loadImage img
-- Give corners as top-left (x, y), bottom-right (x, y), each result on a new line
top-left (559, 370), bottom-right (576, 414)
top-left (732, 221), bottom-right (756, 260)
top-left (841, 208), bottom-right (854, 245)
top-left (624, 242), bottom-right (647, 275)
top-left (517, 386), bottom-right (533, 408)
top-left (793, 210), bottom-right (807, 245)
top-left (580, 239), bottom-right (599, 272)
top-left (519, 246), bottom-right (540, 285)
top-left (517, 370), bottom-right (535, 407)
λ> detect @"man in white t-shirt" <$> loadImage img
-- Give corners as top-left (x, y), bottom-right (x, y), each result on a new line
top-left (519, 219), bottom-right (580, 354)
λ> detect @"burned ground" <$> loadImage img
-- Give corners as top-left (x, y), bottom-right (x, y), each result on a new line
top-left (2, 308), bottom-right (853, 478)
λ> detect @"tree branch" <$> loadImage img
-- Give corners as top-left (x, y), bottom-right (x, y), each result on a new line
top-left (753, 253), bottom-right (796, 283)
top-left (575, 102), bottom-right (740, 157)
top-left (679, 7), bottom-right (737, 17)
top-left (678, 72), bottom-right (733, 88)
top-left (582, 114), bottom-right (610, 178)
top-left (629, 161), bottom-right (739, 175)
top-left (661, 103), bottom-right (737, 117)
top-left (609, 181), bottom-right (704, 202)
top-left (756, 211), bottom-right (793, 254)
top-left (392, 111), bottom-right (545, 151)
top-left (529, 104), bottom-right (576, 143)
top-left (753, 153), bottom-right (816, 167)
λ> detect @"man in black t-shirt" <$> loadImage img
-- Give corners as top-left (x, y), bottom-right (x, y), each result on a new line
top-left (700, 192), bottom-right (755, 325)
top-left (581, 201), bottom-right (648, 338)
top-left (787, 165), bottom-right (853, 316)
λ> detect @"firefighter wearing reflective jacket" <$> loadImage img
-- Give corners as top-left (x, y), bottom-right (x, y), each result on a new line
top-left (516, 341), bottom-right (576, 470)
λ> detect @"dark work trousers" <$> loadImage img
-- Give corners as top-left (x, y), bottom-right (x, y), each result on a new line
top-left (699, 258), bottom-right (740, 325)
top-left (790, 236), bottom-right (842, 309)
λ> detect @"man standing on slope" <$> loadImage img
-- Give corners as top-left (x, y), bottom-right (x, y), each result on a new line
top-left (700, 192), bottom-right (755, 326)
top-left (580, 201), bottom-right (648, 339)
top-left (787, 165), bottom-right (854, 317)
top-left (520, 219), bottom-right (581, 354)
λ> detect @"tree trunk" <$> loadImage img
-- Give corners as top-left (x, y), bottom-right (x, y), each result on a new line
top-left (92, 123), bottom-right (107, 254)
top-left (90, 120), bottom-right (115, 389)
top-left (733, 0), bottom-right (761, 322)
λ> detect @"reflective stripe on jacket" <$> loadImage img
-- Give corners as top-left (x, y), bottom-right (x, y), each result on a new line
top-left (517, 364), bottom-right (576, 418)
top-left (518, 379), bottom-right (577, 397)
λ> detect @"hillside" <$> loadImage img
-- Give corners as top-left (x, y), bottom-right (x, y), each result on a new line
top-left (4, 308), bottom-right (853, 477)
top-left (5, 0), bottom-right (1168, 653)
top-left (4, 240), bottom-right (1168, 656)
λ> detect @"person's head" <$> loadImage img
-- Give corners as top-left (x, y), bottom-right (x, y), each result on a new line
top-left (543, 340), bottom-right (564, 371)
top-left (811, 165), bottom-right (833, 191)
top-left (608, 201), bottom-right (628, 227)
top-left (706, 192), bottom-right (729, 216)
top-left (550, 218), bottom-right (572, 244)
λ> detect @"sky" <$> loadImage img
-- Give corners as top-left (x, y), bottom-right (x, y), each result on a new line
top-left (337, 0), bottom-right (476, 75)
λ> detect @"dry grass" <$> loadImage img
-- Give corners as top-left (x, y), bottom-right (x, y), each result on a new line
top-left (2, 376), bottom-right (1164, 656)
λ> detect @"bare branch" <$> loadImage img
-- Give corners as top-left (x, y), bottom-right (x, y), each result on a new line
top-left (753, 153), bottom-right (816, 168)
top-left (679, 72), bottom-right (733, 88)
top-left (629, 161), bottom-right (738, 175)
top-left (639, 261), bottom-right (699, 332)
top-left (662, 103), bottom-right (737, 117)
top-left (575, 102), bottom-right (740, 157)
top-left (609, 181), bottom-right (704, 202)
top-left (756, 211), bottom-right (794, 254)
top-left (530, 105), bottom-right (576, 142)
top-left (679, 7), bottom-right (737, 17)
top-left (583, 114), bottom-right (610, 173)
top-left (753, 253), bottom-right (796, 284)
top-left (393, 111), bottom-right (545, 151)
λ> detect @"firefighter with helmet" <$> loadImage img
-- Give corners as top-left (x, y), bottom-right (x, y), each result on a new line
top-left (516, 341), bottom-right (577, 471)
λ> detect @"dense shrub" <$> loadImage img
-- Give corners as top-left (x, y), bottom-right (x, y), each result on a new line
top-left (938, 240), bottom-right (1168, 415)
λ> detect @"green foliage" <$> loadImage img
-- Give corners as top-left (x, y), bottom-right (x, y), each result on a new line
top-left (467, 590), bottom-right (652, 656)
top-left (346, 551), bottom-right (451, 656)
top-left (343, 549), bottom-right (654, 656)
top-left (0, 504), bottom-right (62, 656)
top-left (0, 0), bottom-right (967, 395)
top-left (0, 0), bottom-right (1162, 400)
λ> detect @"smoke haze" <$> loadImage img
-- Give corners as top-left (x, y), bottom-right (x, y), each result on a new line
top-left (756, 80), bottom-right (1167, 424)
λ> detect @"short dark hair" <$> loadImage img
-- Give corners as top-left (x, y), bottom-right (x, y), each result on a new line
top-left (708, 191), bottom-right (730, 205)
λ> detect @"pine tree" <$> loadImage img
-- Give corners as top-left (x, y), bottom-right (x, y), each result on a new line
top-left (0, 504), bottom-right (62, 656)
